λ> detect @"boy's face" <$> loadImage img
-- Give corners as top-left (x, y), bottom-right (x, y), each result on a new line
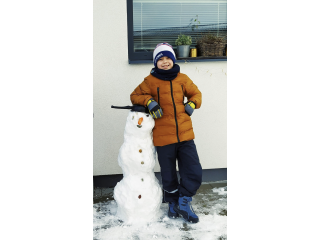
top-left (157, 56), bottom-right (173, 70)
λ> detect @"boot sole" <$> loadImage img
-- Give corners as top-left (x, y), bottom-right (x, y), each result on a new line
top-left (168, 213), bottom-right (179, 219)
top-left (168, 209), bottom-right (179, 218)
top-left (173, 205), bottom-right (199, 223)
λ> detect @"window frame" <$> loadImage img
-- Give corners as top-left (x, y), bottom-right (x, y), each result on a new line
top-left (126, 0), bottom-right (227, 64)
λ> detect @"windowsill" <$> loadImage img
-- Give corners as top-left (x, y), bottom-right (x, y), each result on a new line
top-left (129, 56), bottom-right (227, 64)
top-left (177, 56), bottom-right (227, 62)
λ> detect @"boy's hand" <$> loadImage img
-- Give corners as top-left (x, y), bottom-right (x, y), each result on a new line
top-left (147, 98), bottom-right (163, 119)
top-left (185, 101), bottom-right (195, 116)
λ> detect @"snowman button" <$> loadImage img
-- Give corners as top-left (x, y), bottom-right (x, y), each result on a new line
top-left (141, 178), bottom-right (144, 181)
top-left (141, 161), bottom-right (144, 164)
top-left (139, 149), bottom-right (142, 153)
top-left (138, 195), bottom-right (141, 199)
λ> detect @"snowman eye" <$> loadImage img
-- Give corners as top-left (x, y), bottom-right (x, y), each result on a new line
top-left (146, 115), bottom-right (149, 117)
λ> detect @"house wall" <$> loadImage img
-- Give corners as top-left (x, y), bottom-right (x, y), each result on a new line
top-left (93, 0), bottom-right (227, 176)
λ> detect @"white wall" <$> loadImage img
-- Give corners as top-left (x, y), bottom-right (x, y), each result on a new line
top-left (93, 0), bottom-right (227, 176)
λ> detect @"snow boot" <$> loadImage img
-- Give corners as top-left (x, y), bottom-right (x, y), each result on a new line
top-left (173, 196), bottom-right (199, 223)
top-left (168, 202), bottom-right (179, 218)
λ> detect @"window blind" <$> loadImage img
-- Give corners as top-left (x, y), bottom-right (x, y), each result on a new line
top-left (133, 0), bottom-right (227, 52)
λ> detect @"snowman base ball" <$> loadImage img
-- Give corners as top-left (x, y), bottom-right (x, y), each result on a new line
top-left (114, 174), bottom-right (162, 223)
top-left (113, 107), bottom-right (162, 224)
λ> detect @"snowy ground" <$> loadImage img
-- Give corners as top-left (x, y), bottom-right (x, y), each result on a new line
top-left (93, 181), bottom-right (227, 240)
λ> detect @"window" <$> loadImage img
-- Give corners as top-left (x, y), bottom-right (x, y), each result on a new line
top-left (127, 0), bottom-right (227, 63)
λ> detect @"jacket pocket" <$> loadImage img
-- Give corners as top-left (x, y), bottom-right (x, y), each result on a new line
top-left (157, 87), bottom-right (160, 106)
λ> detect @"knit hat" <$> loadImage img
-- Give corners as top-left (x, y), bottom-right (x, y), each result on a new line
top-left (153, 42), bottom-right (176, 67)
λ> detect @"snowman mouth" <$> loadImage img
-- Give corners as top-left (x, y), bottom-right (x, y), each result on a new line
top-left (137, 125), bottom-right (142, 128)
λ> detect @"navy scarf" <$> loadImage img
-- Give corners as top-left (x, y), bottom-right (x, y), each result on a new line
top-left (150, 64), bottom-right (180, 81)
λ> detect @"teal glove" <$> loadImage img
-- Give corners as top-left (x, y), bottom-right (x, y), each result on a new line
top-left (185, 101), bottom-right (195, 116)
top-left (147, 98), bottom-right (163, 119)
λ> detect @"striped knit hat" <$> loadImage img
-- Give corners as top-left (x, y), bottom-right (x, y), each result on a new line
top-left (153, 42), bottom-right (176, 67)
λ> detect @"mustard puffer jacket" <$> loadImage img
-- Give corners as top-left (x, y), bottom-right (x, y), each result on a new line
top-left (130, 72), bottom-right (202, 146)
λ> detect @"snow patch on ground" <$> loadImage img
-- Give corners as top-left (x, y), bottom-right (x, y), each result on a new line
top-left (212, 186), bottom-right (227, 196)
top-left (93, 186), bottom-right (227, 240)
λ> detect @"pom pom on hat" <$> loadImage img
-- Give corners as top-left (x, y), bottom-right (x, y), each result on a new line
top-left (153, 43), bottom-right (176, 67)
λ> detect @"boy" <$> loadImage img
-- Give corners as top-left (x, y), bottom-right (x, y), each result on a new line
top-left (130, 43), bottom-right (202, 223)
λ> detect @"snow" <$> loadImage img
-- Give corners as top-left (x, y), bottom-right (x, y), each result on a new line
top-left (93, 185), bottom-right (227, 240)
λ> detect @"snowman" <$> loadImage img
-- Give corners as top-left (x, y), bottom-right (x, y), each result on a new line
top-left (112, 105), bottom-right (162, 224)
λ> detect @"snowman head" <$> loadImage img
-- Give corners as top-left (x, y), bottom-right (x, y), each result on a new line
top-left (124, 110), bottom-right (155, 138)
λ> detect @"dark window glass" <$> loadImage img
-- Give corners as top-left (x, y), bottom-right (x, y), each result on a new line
top-left (127, 0), bottom-right (227, 62)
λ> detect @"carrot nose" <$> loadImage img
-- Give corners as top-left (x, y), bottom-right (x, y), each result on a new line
top-left (138, 117), bottom-right (143, 125)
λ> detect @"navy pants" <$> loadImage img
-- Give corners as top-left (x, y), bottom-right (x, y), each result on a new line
top-left (156, 140), bottom-right (202, 203)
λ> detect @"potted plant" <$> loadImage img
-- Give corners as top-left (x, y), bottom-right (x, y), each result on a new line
top-left (175, 34), bottom-right (192, 58)
top-left (196, 34), bottom-right (226, 57)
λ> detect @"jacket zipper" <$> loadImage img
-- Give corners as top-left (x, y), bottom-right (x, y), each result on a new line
top-left (181, 85), bottom-right (184, 104)
top-left (157, 87), bottom-right (160, 106)
top-left (170, 80), bottom-right (180, 142)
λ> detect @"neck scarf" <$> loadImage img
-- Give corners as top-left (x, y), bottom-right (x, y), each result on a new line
top-left (150, 64), bottom-right (180, 81)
